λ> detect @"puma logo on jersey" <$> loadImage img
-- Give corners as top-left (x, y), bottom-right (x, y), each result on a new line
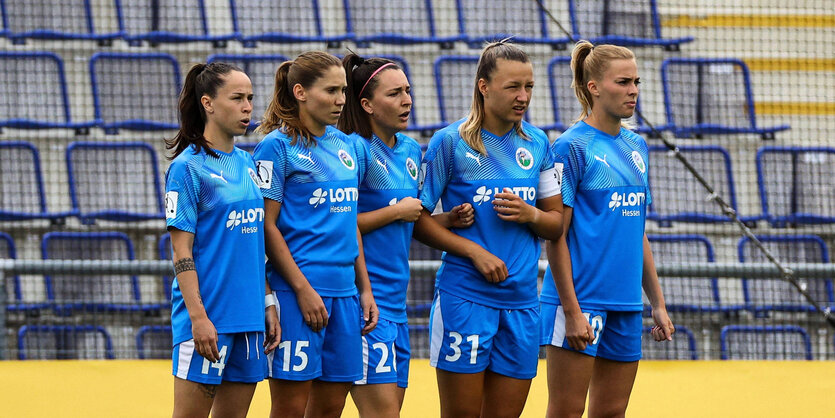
top-left (466, 152), bottom-right (481, 166)
top-left (594, 155), bottom-right (610, 168)
top-left (210, 170), bottom-right (227, 184)
top-left (297, 152), bottom-right (314, 164)
top-left (376, 158), bottom-right (388, 173)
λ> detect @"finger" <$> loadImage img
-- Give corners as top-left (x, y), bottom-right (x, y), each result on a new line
top-left (209, 340), bottom-right (220, 363)
top-left (501, 263), bottom-right (509, 281)
top-left (320, 308), bottom-right (329, 329)
top-left (494, 192), bottom-right (521, 201)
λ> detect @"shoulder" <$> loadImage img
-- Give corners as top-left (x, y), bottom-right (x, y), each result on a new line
top-left (327, 125), bottom-right (353, 143)
top-left (621, 128), bottom-right (648, 150)
top-left (170, 146), bottom-right (205, 172)
top-left (556, 122), bottom-right (596, 152)
top-left (397, 132), bottom-right (423, 154)
top-left (520, 121), bottom-right (550, 149)
top-left (427, 119), bottom-right (464, 151)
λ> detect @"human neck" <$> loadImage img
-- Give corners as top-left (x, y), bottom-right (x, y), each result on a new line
top-left (584, 110), bottom-right (621, 137)
top-left (203, 125), bottom-right (234, 153)
top-left (370, 121), bottom-right (397, 148)
top-left (299, 111), bottom-right (327, 137)
top-left (481, 116), bottom-right (514, 137)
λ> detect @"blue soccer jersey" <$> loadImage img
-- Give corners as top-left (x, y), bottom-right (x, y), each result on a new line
top-left (165, 146), bottom-right (266, 345)
top-left (540, 121), bottom-right (651, 311)
top-left (420, 120), bottom-right (559, 309)
top-left (353, 132), bottom-right (423, 323)
top-left (254, 126), bottom-right (362, 296)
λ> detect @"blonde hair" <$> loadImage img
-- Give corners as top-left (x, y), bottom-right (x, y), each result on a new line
top-left (570, 40), bottom-right (636, 124)
top-left (458, 41), bottom-right (530, 156)
top-left (257, 51), bottom-right (342, 147)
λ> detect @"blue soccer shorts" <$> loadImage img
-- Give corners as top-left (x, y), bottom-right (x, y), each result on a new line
top-left (354, 317), bottom-right (411, 388)
top-left (540, 302), bottom-right (643, 362)
top-left (173, 331), bottom-right (268, 384)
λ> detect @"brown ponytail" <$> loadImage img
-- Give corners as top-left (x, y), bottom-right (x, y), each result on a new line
top-left (337, 53), bottom-right (400, 139)
top-left (570, 40), bottom-right (635, 123)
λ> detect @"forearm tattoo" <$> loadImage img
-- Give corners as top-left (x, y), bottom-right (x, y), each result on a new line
top-left (199, 383), bottom-right (217, 399)
top-left (174, 257), bottom-right (196, 275)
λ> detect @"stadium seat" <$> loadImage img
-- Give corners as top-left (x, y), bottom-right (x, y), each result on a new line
top-left (661, 58), bottom-right (790, 139)
top-left (408, 324), bottom-right (430, 359)
top-left (738, 235), bottom-right (833, 314)
top-left (1, 232), bottom-right (19, 303)
top-left (1, 0), bottom-right (121, 44)
top-left (455, 0), bottom-right (569, 48)
top-left (431, 56), bottom-right (479, 130)
top-left (756, 146), bottom-right (835, 226)
top-left (647, 234), bottom-right (726, 312)
top-left (567, 0), bottom-right (693, 50)
top-left (648, 145), bottom-right (740, 224)
top-left (720, 325), bottom-right (812, 360)
top-left (543, 56), bottom-right (651, 134)
top-left (159, 233), bottom-right (172, 301)
top-left (18, 325), bottom-right (114, 360)
top-left (344, 0), bottom-right (461, 47)
top-left (90, 52), bottom-right (181, 134)
top-left (207, 54), bottom-right (289, 130)
top-left (136, 325), bottom-right (172, 359)
top-left (230, 0), bottom-right (351, 47)
top-left (66, 142), bottom-right (164, 223)
top-left (0, 52), bottom-right (95, 133)
top-left (116, 0), bottom-right (232, 46)
top-left (0, 141), bottom-right (72, 221)
top-left (42, 231), bottom-right (161, 315)
top-left (642, 325), bottom-right (697, 360)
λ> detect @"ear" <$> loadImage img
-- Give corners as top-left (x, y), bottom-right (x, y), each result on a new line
top-left (200, 95), bottom-right (213, 113)
top-left (292, 83), bottom-right (306, 102)
top-left (477, 78), bottom-right (488, 97)
top-left (587, 79), bottom-right (600, 97)
top-left (360, 97), bottom-right (373, 115)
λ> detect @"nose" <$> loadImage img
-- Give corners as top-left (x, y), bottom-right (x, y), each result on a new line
top-left (243, 98), bottom-right (253, 113)
top-left (335, 90), bottom-right (346, 106)
top-left (403, 92), bottom-right (412, 107)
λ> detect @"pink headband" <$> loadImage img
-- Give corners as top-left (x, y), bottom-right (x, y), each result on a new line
top-left (358, 63), bottom-right (396, 97)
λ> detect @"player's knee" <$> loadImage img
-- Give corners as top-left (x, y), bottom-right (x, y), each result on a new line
top-left (547, 400), bottom-right (585, 418)
top-left (441, 403), bottom-right (480, 418)
top-left (588, 403), bottom-right (627, 418)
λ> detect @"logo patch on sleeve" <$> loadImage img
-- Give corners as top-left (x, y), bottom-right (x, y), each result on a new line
top-left (165, 191), bottom-right (178, 219)
top-left (256, 160), bottom-right (273, 189)
top-left (554, 162), bottom-right (564, 188)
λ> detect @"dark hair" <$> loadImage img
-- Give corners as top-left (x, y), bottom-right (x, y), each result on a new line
top-left (459, 40), bottom-right (530, 155)
top-left (166, 62), bottom-right (244, 159)
top-left (256, 51), bottom-right (343, 147)
top-left (337, 53), bottom-right (401, 139)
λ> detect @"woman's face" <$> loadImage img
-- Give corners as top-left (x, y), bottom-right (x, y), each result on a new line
top-left (297, 65), bottom-right (347, 133)
top-left (203, 70), bottom-right (253, 138)
top-left (480, 58), bottom-right (534, 130)
top-left (362, 68), bottom-right (412, 135)
top-left (590, 58), bottom-right (639, 120)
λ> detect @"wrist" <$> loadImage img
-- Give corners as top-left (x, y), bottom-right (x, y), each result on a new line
top-left (265, 293), bottom-right (277, 309)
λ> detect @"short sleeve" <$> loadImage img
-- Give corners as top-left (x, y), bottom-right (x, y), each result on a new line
top-left (354, 135), bottom-right (371, 186)
top-left (164, 158), bottom-right (200, 234)
top-left (551, 137), bottom-right (584, 208)
top-left (419, 130), bottom-right (455, 212)
top-left (537, 144), bottom-right (561, 199)
top-left (253, 135), bottom-right (286, 203)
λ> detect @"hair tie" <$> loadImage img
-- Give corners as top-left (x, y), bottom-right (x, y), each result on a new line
top-left (358, 62), bottom-right (395, 97)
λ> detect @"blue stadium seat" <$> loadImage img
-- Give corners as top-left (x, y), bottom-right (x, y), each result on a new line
top-left (90, 52), bottom-right (181, 134)
top-left (455, 0), bottom-right (569, 48)
top-left (344, 0), bottom-right (460, 47)
top-left (1, 0), bottom-right (121, 44)
top-left (647, 234), bottom-right (727, 312)
top-left (647, 145), bottom-right (740, 224)
top-left (66, 142), bottom-right (164, 223)
top-left (207, 54), bottom-right (289, 131)
top-left (738, 235), bottom-right (833, 314)
top-left (756, 146), bottom-right (835, 226)
top-left (543, 56), bottom-right (652, 134)
top-left (159, 233), bottom-right (172, 301)
top-left (0, 232), bottom-right (20, 305)
top-left (642, 325), bottom-right (697, 360)
top-left (567, 0), bottom-right (693, 50)
top-left (0, 52), bottom-right (95, 133)
top-left (136, 325), bottom-right (172, 359)
top-left (42, 231), bottom-right (162, 314)
top-left (18, 325), bottom-right (114, 360)
top-left (720, 325), bottom-right (812, 360)
top-left (116, 0), bottom-right (232, 46)
top-left (661, 58), bottom-right (790, 139)
top-left (0, 141), bottom-right (73, 221)
top-left (230, 0), bottom-right (351, 47)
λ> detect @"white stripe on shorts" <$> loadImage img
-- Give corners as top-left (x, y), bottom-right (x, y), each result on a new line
top-left (429, 294), bottom-right (444, 367)
top-left (266, 350), bottom-right (274, 379)
top-left (551, 306), bottom-right (567, 347)
top-left (355, 335), bottom-right (369, 384)
top-left (176, 339), bottom-right (195, 379)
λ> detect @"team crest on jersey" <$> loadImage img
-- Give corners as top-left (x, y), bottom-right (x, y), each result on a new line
top-left (516, 147), bottom-right (533, 170)
top-left (406, 157), bottom-right (418, 180)
top-left (338, 149), bottom-right (355, 170)
top-left (631, 151), bottom-right (646, 173)
top-left (256, 160), bottom-right (273, 189)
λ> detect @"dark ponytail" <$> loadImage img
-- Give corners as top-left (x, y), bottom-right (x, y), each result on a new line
top-left (166, 62), bottom-right (244, 159)
top-left (337, 53), bottom-right (399, 139)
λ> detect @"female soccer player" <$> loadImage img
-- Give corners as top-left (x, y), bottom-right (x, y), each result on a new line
top-left (540, 41), bottom-right (675, 418)
top-left (338, 53), bottom-right (474, 416)
top-left (165, 62), bottom-right (279, 418)
top-left (253, 51), bottom-right (378, 418)
top-left (418, 41), bottom-right (564, 417)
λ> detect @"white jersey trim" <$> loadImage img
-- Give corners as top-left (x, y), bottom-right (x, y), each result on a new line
top-left (538, 163), bottom-right (563, 199)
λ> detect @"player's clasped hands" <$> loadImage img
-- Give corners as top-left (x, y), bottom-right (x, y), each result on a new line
top-left (297, 285), bottom-right (329, 332)
top-left (493, 188), bottom-right (537, 223)
top-left (395, 196), bottom-right (423, 222)
top-left (448, 203), bottom-right (475, 228)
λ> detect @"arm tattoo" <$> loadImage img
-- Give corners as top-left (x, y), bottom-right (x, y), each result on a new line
top-left (174, 257), bottom-right (196, 275)
top-left (198, 383), bottom-right (217, 399)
